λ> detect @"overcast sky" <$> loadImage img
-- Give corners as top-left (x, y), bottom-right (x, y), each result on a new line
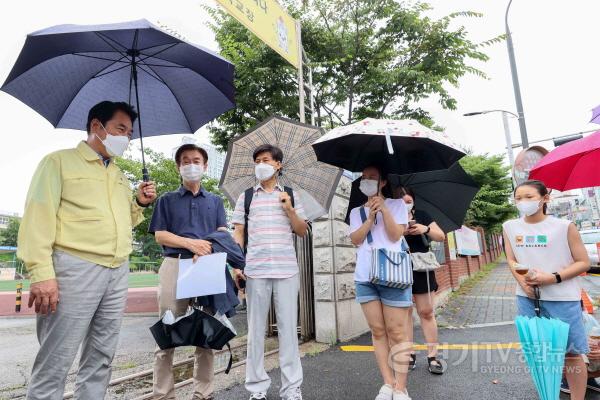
top-left (1, 0), bottom-right (599, 214)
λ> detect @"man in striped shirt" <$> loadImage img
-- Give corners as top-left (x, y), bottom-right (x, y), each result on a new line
top-left (232, 144), bottom-right (308, 400)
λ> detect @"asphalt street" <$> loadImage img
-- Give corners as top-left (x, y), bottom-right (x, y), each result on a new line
top-left (215, 323), bottom-right (600, 400)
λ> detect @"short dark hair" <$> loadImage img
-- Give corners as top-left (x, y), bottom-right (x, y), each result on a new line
top-left (515, 179), bottom-right (549, 214)
top-left (86, 101), bottom-right (138, 133)
top-left (252, 144), bottom-right (283, 163)
top-left (396, 186), bottom-right (416, 203)
top-left (175, 144), bottom-right (209, 166)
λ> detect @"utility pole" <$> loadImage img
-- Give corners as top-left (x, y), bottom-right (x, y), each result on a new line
top-left (463, 109), bottom-right (517, 167)
top-left (505, 0), bottom-right (529, 148)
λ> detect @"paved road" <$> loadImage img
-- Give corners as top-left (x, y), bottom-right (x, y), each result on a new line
top-left (215, 325), bottom-right (545, 400)
top-left (0, 311), bottom-right (248, 399)
top-left (3, 264), bottom-right (600, 399)
top-left (582, 274), bottom-right (600, 299)
top-left (215, 263), bottom-right (600, 400)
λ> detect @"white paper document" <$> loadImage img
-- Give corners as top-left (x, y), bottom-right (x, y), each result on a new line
top-left (176, 252), bottom-right (227, 299)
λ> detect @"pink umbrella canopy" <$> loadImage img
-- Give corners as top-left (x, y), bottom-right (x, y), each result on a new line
top-left (529, 130), bottom-right (600, 191)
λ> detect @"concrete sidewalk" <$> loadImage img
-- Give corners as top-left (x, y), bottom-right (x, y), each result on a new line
top-left (436, 262), bottom-right (517, 328)
top-left (213, 262), bottom-right (600, 400)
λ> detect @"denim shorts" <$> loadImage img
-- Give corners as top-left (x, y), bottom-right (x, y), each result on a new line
top-left (355, 281), bottom-right (413, 308)
top-left (516, 295), bottom-right (589, 355)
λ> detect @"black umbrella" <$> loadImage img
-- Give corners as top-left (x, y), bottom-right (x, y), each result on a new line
top-left (345, 163), bottom-right (479, 233)
top-left (150, 307), bottom-right (236, 373)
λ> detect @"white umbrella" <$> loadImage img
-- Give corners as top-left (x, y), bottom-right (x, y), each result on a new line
top-left (312, 118), bottom-right (465, 174)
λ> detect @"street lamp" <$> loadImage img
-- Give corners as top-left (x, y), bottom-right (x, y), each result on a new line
top-left (463, 109), bottom-right (517, 166)
top-left (505, 0), bottom-right (529, 148)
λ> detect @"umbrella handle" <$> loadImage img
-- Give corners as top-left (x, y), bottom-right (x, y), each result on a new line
top-left (385, 128), bottom-right (395, 155)
top-left (533, 286), bottom-right (541, 317)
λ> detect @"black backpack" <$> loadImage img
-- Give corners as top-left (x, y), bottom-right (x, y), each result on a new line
top-left (243, 186), bottom-right (295, 253)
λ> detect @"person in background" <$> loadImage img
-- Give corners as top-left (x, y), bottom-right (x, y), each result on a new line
top-left (349, 165), bottom-right (412, 400)
top-left (231, 144), bottom-right (308, 400)
top-left (18, 101), bottom-right (156, 400)
top-left (148, 143), bottom-right (232, 400)
top-left (396, 187), bottom-right (446, 374)
top-left (562, 301), bottom-right (600, 395)
top-left (503, 180), bottom-right (590, 400)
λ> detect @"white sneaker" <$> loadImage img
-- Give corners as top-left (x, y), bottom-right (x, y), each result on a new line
top-left (284, 387), bottom-right (303, 400)
top-left (249, 392), bottom-right (267, 400)
top-left (392, 389), bottom-right (412, 400)
top-left (375, 384), bottom-right (393, 400)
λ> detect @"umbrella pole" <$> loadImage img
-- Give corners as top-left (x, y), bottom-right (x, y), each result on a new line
top-left (131, 55), bottom-right (149, 182)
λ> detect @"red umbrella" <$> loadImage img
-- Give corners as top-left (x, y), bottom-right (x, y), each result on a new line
top-left (529, 130), bottom-right (600, 191)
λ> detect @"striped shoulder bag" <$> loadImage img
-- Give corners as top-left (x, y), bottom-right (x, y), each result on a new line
top-left (359, 207), bottom-right (413, 289)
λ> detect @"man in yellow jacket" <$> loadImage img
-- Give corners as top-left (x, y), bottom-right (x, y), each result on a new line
top-left (17, 101), bottom-right (157, 400)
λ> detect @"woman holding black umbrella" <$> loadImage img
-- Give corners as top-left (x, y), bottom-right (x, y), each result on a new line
top-left (396, 187), bottom-right (446, 375)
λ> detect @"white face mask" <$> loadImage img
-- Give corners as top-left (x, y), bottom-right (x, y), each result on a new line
top-left (359, 179), bottom-right (379, 197)
top-left (405, 202), bottom-right (414, 212)
top-left (180, 164), bottom-right (204, 182)
top-left (255, 163), bottom-right (276, 181)
top-left (97, 124), bottom-right (130, 157)
top-left (516, 200), bottom-right (542, 217)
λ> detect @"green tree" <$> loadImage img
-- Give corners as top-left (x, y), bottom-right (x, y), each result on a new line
top-left (115, 150), bottom-right (224, 260)
top-left (205, 0), bottom-right (502, 150)
top-left (460, 154), bottom-right (516, 234)
top-left (0, 217), bottom-right (20, 247)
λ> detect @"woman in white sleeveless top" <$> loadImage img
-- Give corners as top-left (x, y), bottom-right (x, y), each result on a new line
top-left (349, 165), bottom-right (412, 400)
top-left (503, 180), bottom-right (590, 400)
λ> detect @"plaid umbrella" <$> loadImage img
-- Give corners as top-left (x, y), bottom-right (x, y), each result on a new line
top-left (219, 116), bottom-right (342, 221)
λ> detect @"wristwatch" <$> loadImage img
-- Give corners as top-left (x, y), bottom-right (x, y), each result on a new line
top-left (425, 226), bottom-right (431, 234)
top-left (553, 272), bottom-right (562, 283)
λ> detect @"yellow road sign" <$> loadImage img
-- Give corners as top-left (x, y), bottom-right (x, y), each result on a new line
top-left (215, 0), bottom-right (300, 68)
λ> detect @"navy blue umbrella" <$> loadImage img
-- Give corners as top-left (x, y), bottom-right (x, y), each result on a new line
top-left (1, 19), bottom-right (235, 180)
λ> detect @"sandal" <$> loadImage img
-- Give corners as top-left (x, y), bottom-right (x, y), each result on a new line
top-left (408, 353), bottom-right (416, 371)
top-left (427, 356), bottom-right (445, 375)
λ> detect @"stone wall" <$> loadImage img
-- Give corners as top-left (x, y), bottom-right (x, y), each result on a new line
top-left (313, 175), bottom-right (370, 343)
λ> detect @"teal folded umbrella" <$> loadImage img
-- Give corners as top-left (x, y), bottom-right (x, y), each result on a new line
top-left (515, 287), bottom-right (570, 400)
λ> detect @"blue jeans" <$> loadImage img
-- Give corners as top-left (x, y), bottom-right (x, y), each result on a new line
top-left (516, 295), bottom-right (589, 354)
top-left (355, 281), bottom-right (413, 308)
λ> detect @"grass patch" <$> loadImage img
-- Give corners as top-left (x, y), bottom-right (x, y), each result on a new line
top-left (114, 361), bottom-right (137, 371)
top-left (449, 256), bottom-right (505, 299)
top-left (0, 252), bottom-right (17, 263)
top-left (0, 279), bottom-right (29, 292)
top-left (0, 383), bottom-right (26, 392)
top-left (302, 342), bottom-right (330, 358)
top-left (0, 272), bottom-right (159, 292)
top-left (305, 344), bottom-right (324, 357)
top-left (128, 273), bottom-right (159, 288)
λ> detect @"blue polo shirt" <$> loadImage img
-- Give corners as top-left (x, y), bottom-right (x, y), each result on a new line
top-left (149, 186), bottom-right (227, 257)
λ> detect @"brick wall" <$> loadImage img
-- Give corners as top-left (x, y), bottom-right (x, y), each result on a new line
top-left (433, 229), bottom-right (503, 295)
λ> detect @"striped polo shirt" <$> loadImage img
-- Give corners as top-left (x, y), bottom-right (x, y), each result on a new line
top-left (232, 184), bottom-right (307, 279)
